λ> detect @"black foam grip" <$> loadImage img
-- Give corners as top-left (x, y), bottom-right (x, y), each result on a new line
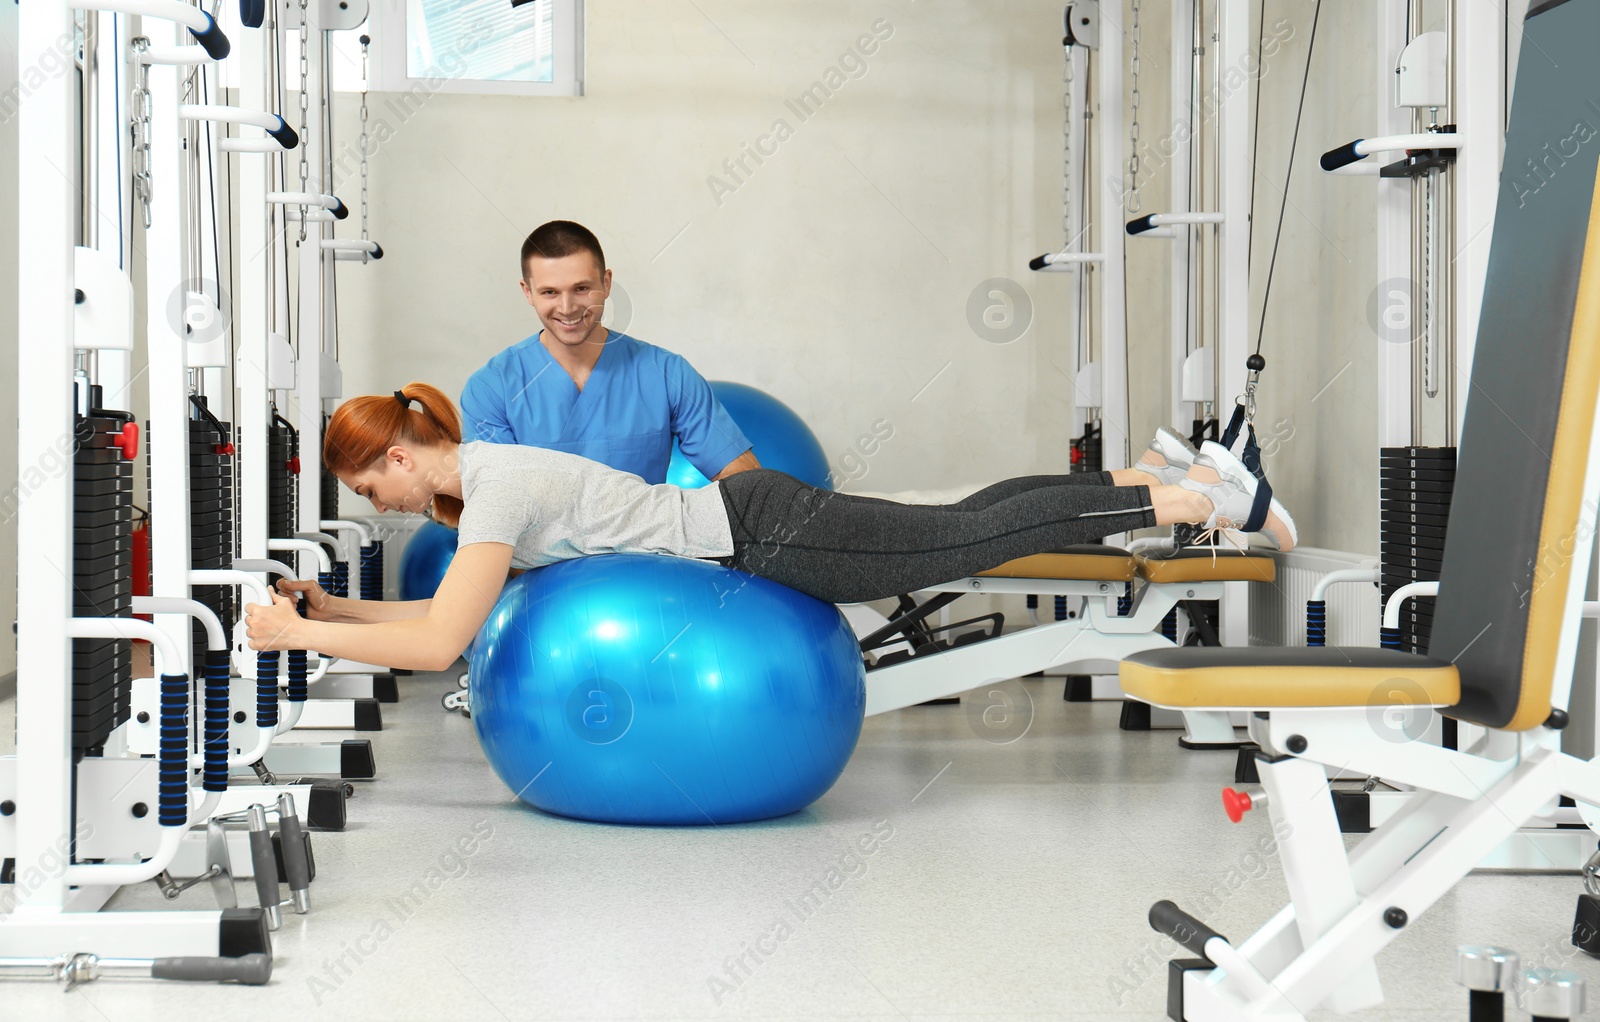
top-left (329, 198), bottom-right (349, 220)
top-left (188, 11), bottom-right (231, 60)
top-left (1126, 214), bottom-right (1157, 235)
top-left (152, 954), bottom-right (272, 984)
top-left (1028, 254), bottom-right (1051, 271)
top-left (267, 118), bottom-right (299, 150)
top-left (1320, 140), bottom-right (1364, 171)
top-left (1149, 901), bottom-right (1224, 958)
top-left (239, 0), bottom-right (266, 29)
top-left (369, 243), bottom-right (384, 259)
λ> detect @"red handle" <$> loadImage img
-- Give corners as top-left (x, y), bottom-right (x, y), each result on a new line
top-left (287, 456), bottom-right (301, 474)
top-left (1222, 787), bottom-right (1254, 824)
top-left (115, 421), bottom-right (140, 461)
top-left (215, 442), bottom-right (236, 456)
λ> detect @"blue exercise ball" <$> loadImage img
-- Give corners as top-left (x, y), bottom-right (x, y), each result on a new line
top-left (468, 554), bottom-right (865, 825)
top-left (666, 381), bottom-right (833, 490)
top-left (398, 520), bottom-right (459, 601)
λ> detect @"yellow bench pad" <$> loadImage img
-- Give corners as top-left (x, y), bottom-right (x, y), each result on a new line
top-left (977, 544), bottom-right (1137, 583)
top-left (1136, 549), bottom-right (1276, 584)
top-left (1120, 646), bottom-right (1461, 709)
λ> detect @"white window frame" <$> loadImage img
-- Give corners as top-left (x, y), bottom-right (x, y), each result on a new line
top-left (367, 0), bottom-right (584, 98)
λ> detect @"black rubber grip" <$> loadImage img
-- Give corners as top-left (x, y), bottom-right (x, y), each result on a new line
top-left (239, 0), bottom-right (266, 29)
top-left (152, 953), bottom-right (272, 984)
top-left (369, 243), bottom-right (384, 260)
top-left (329, 198), bottom-right (349, 220)
top-left (1028, 254), bottom-right (1051, 271)
top-left (188, 11), bottom-right (232, 60)
top-left (249, 827), bottom-right (278, 913)
top-left (1149, 900), bottom-right (1225, 958)
top-left (267, 117), bottom-right (299, 150)
top-left (1126, 215), bottom-right (1158, 235)
top-left (1320, 140), bottom-right (1364, 171)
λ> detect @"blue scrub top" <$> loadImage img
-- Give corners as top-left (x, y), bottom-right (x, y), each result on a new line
top-left (459, 330), bottom-right (751, 484)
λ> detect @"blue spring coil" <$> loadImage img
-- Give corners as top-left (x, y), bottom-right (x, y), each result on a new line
top-left (1161, 608), bottom-right (1179, 643)
top-left (1054, 595), bottom-right (1068, 621)
top-left (158, 672), bottom-right (190, 826)
top-left (1380, 625), bottom-right (1402, 650)
top-left (1305, 600), bottom-right (1327, 647)
top-left (361, 541), bottom-right (383, 600)
top-left (1117, 583), bottom-right (1132, 616)
top-left (256, 650), bottom-right (280, 728)
top-left (333, 560), bottom-right (350, 598)
top-left (202, 651), bottom-right (230, 792)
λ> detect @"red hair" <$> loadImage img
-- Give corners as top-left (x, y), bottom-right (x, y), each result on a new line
top-left (324, 382), bottom-right (464, 527)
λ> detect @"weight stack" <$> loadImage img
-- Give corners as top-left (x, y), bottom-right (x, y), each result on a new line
top-left (74, 412), bottom-right (135, 751)
top-left (268, 417), bottom-right (298, 541)
top-left (188, 415), bottom-right (236, 672)
top-left (1380, 446), bottom-right (1455, 654)
top-left (321, 413), bottom-right (338, 523)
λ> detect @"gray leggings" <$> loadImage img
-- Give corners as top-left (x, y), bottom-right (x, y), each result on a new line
top-left (716, 469), bottom-right (1156, 603)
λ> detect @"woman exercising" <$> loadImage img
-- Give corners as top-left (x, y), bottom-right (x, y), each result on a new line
top-left (244, 383), bottom-right (1295, 670)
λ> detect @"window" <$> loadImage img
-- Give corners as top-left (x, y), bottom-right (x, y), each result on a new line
top-left (373, 0), bottom-right (583, 97)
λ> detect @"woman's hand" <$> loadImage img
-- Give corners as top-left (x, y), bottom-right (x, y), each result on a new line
top-left (245, 593), bottom-right (305, 651)
top-left (276, 577), bottom-right (333, 620)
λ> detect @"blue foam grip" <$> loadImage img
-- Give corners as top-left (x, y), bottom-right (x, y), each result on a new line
top-left (1380, 625), bottom-right (1402, 650)
top-left (256, 651), bottom-right (280, 727)
top-left (1161, 608), bottom-right (1179, 643)
top-left (329, 198), bottom-right (349, 220)
top-left (266, 116), bottom-right (299, 150)
top-left (1305, 600), bottom-right (1327, 647)
top-left (1320, 140), bottom-right (1364, 171)
top-left (203, 651), bottom-right (231, 792)
top-left (1126, 214), bottom-right (1158, 235)
top-left (188, 11), bottom-right (231, 60)
top-left (240, 0), bottom-right (266, 29)
top-left (287, 649), bottom-right (308, 703)
top-left (158, 673), bottom-right (190, 826)
top-left (333, 561), bottom-right (350, 599)
top-left (1054, 595), bottom-right (1068, 621)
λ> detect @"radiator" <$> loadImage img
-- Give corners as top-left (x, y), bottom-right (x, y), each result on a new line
top-left (1249, 546), bottom-right (1381, 648)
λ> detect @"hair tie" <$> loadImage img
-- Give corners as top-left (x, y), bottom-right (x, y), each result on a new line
top-left (394, 390), bottom-right (413, 409)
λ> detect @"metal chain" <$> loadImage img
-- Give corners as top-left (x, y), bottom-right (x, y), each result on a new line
top-left (1127, 0), bottom-right (1143, 214)
top-left (1062, 29), bottom-right (1074, 249)
top-left (359, 34), bottom-right (371, 261)
top-left (131, 38), bottom-right (153, 228)
top-left (297, 0), bottom-right (310, 243)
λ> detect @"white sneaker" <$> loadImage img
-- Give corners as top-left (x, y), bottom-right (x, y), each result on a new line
top-left (1178, 441), bottom-right (1298, 552)
top-left (1133, 427), bottom-right (1200, 487)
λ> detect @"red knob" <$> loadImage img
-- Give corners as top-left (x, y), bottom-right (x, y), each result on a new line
top-left (215, 442), bottom-right (236, 456)
top-left (115, 421), bottom-right (140, 461)
top-left (1222, 787), bottom-right (1254, 823)
top-left (287, 456), bottom-right (301, 474)
top-left (1070, 444), bottom-right (1084, 465)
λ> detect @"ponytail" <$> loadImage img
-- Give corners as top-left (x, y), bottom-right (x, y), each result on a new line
top-left (324, 382), bottom-right (465, 526)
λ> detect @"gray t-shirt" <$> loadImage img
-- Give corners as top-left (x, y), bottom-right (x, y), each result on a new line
top-left (453, 441), bottom-right (735, 568)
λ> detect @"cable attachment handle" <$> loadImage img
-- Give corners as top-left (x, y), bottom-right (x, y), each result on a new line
top-left (1242, 353), bottom-right (1266, 423)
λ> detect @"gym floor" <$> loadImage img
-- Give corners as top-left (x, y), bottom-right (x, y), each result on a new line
top-left (3, 670), bottom-right (1597, 1021)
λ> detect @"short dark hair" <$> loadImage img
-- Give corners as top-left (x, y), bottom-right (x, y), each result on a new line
top-left (520, 220), bottom-right (605, 278)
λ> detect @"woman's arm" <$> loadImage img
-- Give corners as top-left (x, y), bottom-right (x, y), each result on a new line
top-left (275, 577), bottom-right (434, 624)
top-left (246, 542), bottom-right (516, 671)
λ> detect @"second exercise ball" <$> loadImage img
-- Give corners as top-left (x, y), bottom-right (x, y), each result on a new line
top-left (468, 553), bottom-right (866, 825)
top-left (398, 519), bottom-right (459, 601)
top-left (666, 381), bottom-right (832, 490)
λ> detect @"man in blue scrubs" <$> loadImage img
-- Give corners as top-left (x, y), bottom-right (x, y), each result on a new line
top-left (461, 220), bottom-right (760, 483)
